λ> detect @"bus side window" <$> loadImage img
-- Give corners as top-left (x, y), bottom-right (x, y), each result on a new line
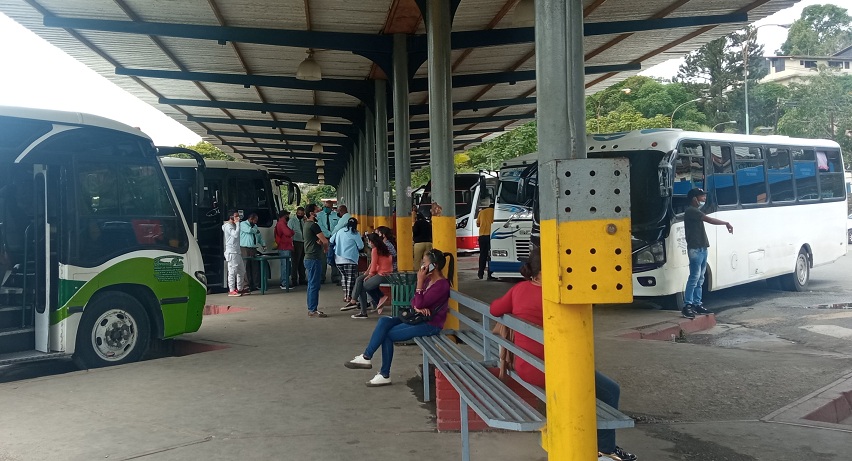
top-left (793, 149), bottom-right (818, 201)
top-left (733, 145), bottom-right (767, 205)
top-left (818, 149), bottom-right (845, 199)
top-left (709, 144), bottom-right (736, 206)
top-left (767, 148), bottom-right (794, 202)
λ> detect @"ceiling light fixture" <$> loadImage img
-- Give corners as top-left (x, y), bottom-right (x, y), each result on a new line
top-left (316, 167), bottom-right (325, 174)
top-left (296, 51), bottom-right (322, 81)
top-left (305, 116), bottom-right (321, 131)
top-left (312, 142), bottom-right (323, 153)
top-left (315, 159), bottom-right (325, 167)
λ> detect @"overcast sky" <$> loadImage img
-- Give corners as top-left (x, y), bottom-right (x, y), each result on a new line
top-left (0, 0), bottom-right (845, 145)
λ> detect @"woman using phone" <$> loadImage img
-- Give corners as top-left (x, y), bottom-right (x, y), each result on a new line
top-left (345, 249), bottom-right (454, 387)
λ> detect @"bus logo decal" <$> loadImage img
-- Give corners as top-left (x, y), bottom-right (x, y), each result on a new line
top-left (154, 256), bottom-right (185, 282)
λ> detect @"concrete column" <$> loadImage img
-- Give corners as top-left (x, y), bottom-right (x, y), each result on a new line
top-left (426, 0), bottom-right (458, 327)
top-left (374, 80), bottom-right (391, 230)
top-left (392, 33), bottom-right (414, 271)
top-left (535, 0), bottom-right (632, 458)
top-left (357, 133), bottom-right (368, 224)
top-left (365, 107), bottom-right (376, 230)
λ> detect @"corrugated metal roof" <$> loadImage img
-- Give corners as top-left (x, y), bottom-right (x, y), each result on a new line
top-left (0, 0), bottom-right (798, 183)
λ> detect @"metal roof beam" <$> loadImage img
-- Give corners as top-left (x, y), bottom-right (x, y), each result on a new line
top-left (396, 113), bottom-right (535, 130)
top-left (187, 116), bottom-right (356, 137)
top-left (210, 130), bottom-right (353, 147)
top-left (159, 98), bottom-right (362, 123)
top-left (408, 63), bottom-right (640, 92)
top-left (390, 127), bottom-right (507, 142)
top-left (223, 141), bottom-right (348, 154)
top-left (409, 97), bottom-right (535, 116)
top-left (117, 67), bottom-right (373, 104)
top-left (43, 15), bottom-right (391, 54)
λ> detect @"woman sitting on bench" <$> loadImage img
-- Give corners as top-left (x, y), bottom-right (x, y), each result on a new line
top-left (489, 248), bottom-right (637, 461)
top-left (345, 248), bottom-right (454, 387)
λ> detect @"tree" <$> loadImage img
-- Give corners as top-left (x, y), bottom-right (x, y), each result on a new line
top-left (779, 4), bottom-right (852, 56)
top-left (302, 184), bottom-right (337, 207)
top-left (586, 104), bottom-right (672, 133)
top-left (459, 121), bottom-right (537, 171)
top-left (175, 141), bottom-right (234, 160)
top-left (776, 69), bottom-right (852, 160)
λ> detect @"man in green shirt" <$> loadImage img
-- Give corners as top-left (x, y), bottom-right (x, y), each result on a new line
top-left (303, 204), bottom-right (329, 317)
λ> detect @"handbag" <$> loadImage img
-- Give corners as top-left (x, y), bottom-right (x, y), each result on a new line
top-left (357, 252), bottom-right (368, 272)
top-left (397, 306), bottom-right (429, 325)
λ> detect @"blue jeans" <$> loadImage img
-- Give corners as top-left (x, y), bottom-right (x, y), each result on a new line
top-left (595, 371), bottom-right (620, 453)
top-left (684, 247), bottom-right (708, 306)
top-left (364, 316), bottom-right (441, 377)
top-left (278, 250), bottom-right (291, 287)
top-left (304, 258), bottom-right (322, 312)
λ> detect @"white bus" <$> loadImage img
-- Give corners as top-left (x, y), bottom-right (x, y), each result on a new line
top-left (592, 129), bottom-right (847, 307)
top-left (163, 159), bottom-right (299, 291)
top-left (417, 172), bottom-right (497, 253)
top-left (524, 130), bottom-right (847, 307)
top-left (0, 106), bottom-right (207, 367)
top-left (489, 154), bottom-right (537, 277)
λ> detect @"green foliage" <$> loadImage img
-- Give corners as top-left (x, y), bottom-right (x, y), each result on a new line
top-left (175, 141), bottom-right (234, 160)
top-left (301, 184), bottom-right (337, 208)
top-left (779, 4), bottom-right (852, 56)
top-left (411, 167), bottom-right (431, 187)
top-left (586, 104), bottom-right (673, 133)
top-left (457, 121), bottom-right (538, 171)
top-left (776, 70), bottom-right (852, 161)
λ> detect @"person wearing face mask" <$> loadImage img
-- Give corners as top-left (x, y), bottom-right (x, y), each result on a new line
top-left (288, 207), bottom-right (307, 286)
top-left (683, 188), bottom-right (733, 319)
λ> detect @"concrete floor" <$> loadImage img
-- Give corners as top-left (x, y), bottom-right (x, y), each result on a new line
top-left (1, 255), bottom-right (851, 460)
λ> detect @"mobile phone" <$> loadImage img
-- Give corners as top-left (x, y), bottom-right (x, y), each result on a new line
top-left (427, 263), bottom-right (435, 272)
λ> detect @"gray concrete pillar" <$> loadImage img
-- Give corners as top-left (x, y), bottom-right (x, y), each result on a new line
top-left (374, 79), bottom-right (391, 229)
top-left (392, 33), bottom-right (414, 270)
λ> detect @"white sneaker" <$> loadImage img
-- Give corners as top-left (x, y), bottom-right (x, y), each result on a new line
top-left (344, 354), bottom-right (372, 369)
top-left (598, 453), bottom-right (623, 461)
top-left (366, 373), bottom-right (392, 387)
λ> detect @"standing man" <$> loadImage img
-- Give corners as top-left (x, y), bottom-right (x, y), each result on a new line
top-left (240, 212), bottom-right (266, 293)
top-left (275, 210), bottom-right (295, 290)
top-left (683, 188), bottom-right (733, 319)
top-left (222, 210), bottom-right (245, 297)
top-left (331, 204), bottom-right (351, 236)
top-left (303, 204), bottom-right (329, 318)
top-left (289, 207), bottom-right (306, 286)
top-left (317, 200), bottom-right (340, 284)
top-left (476, 201), bottom-right (495, 280)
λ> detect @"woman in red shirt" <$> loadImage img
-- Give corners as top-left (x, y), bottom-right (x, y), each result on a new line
top-left (489, 248), bottom-right (636, 461)
top-left (274, 210), bottom-right (295, 289)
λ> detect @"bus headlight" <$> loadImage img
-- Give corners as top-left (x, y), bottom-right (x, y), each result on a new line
top-left (457, 217), bottom-right (468, 229)
top-left (633, 241), bottom-right (666, 267)
top-left (195, 271), bottom-right (208, 287)
top-left (492, 249), bottom-right (508, 258)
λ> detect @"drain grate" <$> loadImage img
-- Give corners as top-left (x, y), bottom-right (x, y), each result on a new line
top-left (804, 302), bottom-right (852, 309)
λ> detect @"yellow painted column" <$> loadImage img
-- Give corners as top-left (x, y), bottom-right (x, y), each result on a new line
top-left (374, 216), bottom-right (391, 231)
top-left (396, 215), bottom-right (414, 271)
top-left (432, 215), bottom-right (458, 330)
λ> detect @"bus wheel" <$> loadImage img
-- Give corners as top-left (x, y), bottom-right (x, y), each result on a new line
top-left (780, 249), bottom-right (810, 292)
top-left (848, 228), bottom-right (852, 244)
top-left (74, 292), bottom-right (151, 369)
top-left (658, 292), bottom-right (684, 311)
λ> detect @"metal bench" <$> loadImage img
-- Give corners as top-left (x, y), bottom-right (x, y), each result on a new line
top-left (413, 290), bottom-right (633, 461)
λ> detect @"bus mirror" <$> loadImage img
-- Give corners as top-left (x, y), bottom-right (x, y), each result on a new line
top-left (287, 184), bottom-right (295, 204)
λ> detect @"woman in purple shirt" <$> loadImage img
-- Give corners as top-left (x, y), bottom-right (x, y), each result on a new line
top-left (345, 248), bottom-right (454, 387)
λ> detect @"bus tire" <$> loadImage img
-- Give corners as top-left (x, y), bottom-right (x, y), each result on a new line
top-left (780, 248), bottom-right (810, 292)
top-left (73, 292), bottom-right (151, 369)
top-left (658, 292), bottom-right (684, 311)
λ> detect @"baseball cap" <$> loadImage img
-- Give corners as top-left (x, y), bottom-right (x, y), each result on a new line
top-left (687, 188), bottom-right (706, 200)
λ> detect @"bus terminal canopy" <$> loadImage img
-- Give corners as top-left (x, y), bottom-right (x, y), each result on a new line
top-left (0, 0), bottom-right (797, 185)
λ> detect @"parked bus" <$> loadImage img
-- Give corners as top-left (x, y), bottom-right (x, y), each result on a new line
top-left (526, 129), bottom-right (847, 308)
top-left (0, 106), bottom-right (207, 367)
top-left (416, 172), bottom-right (497, 253)
top-left (489, 153), bottom-right (537, 277)
top-left (163, 159), bottom-right (299, 291)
